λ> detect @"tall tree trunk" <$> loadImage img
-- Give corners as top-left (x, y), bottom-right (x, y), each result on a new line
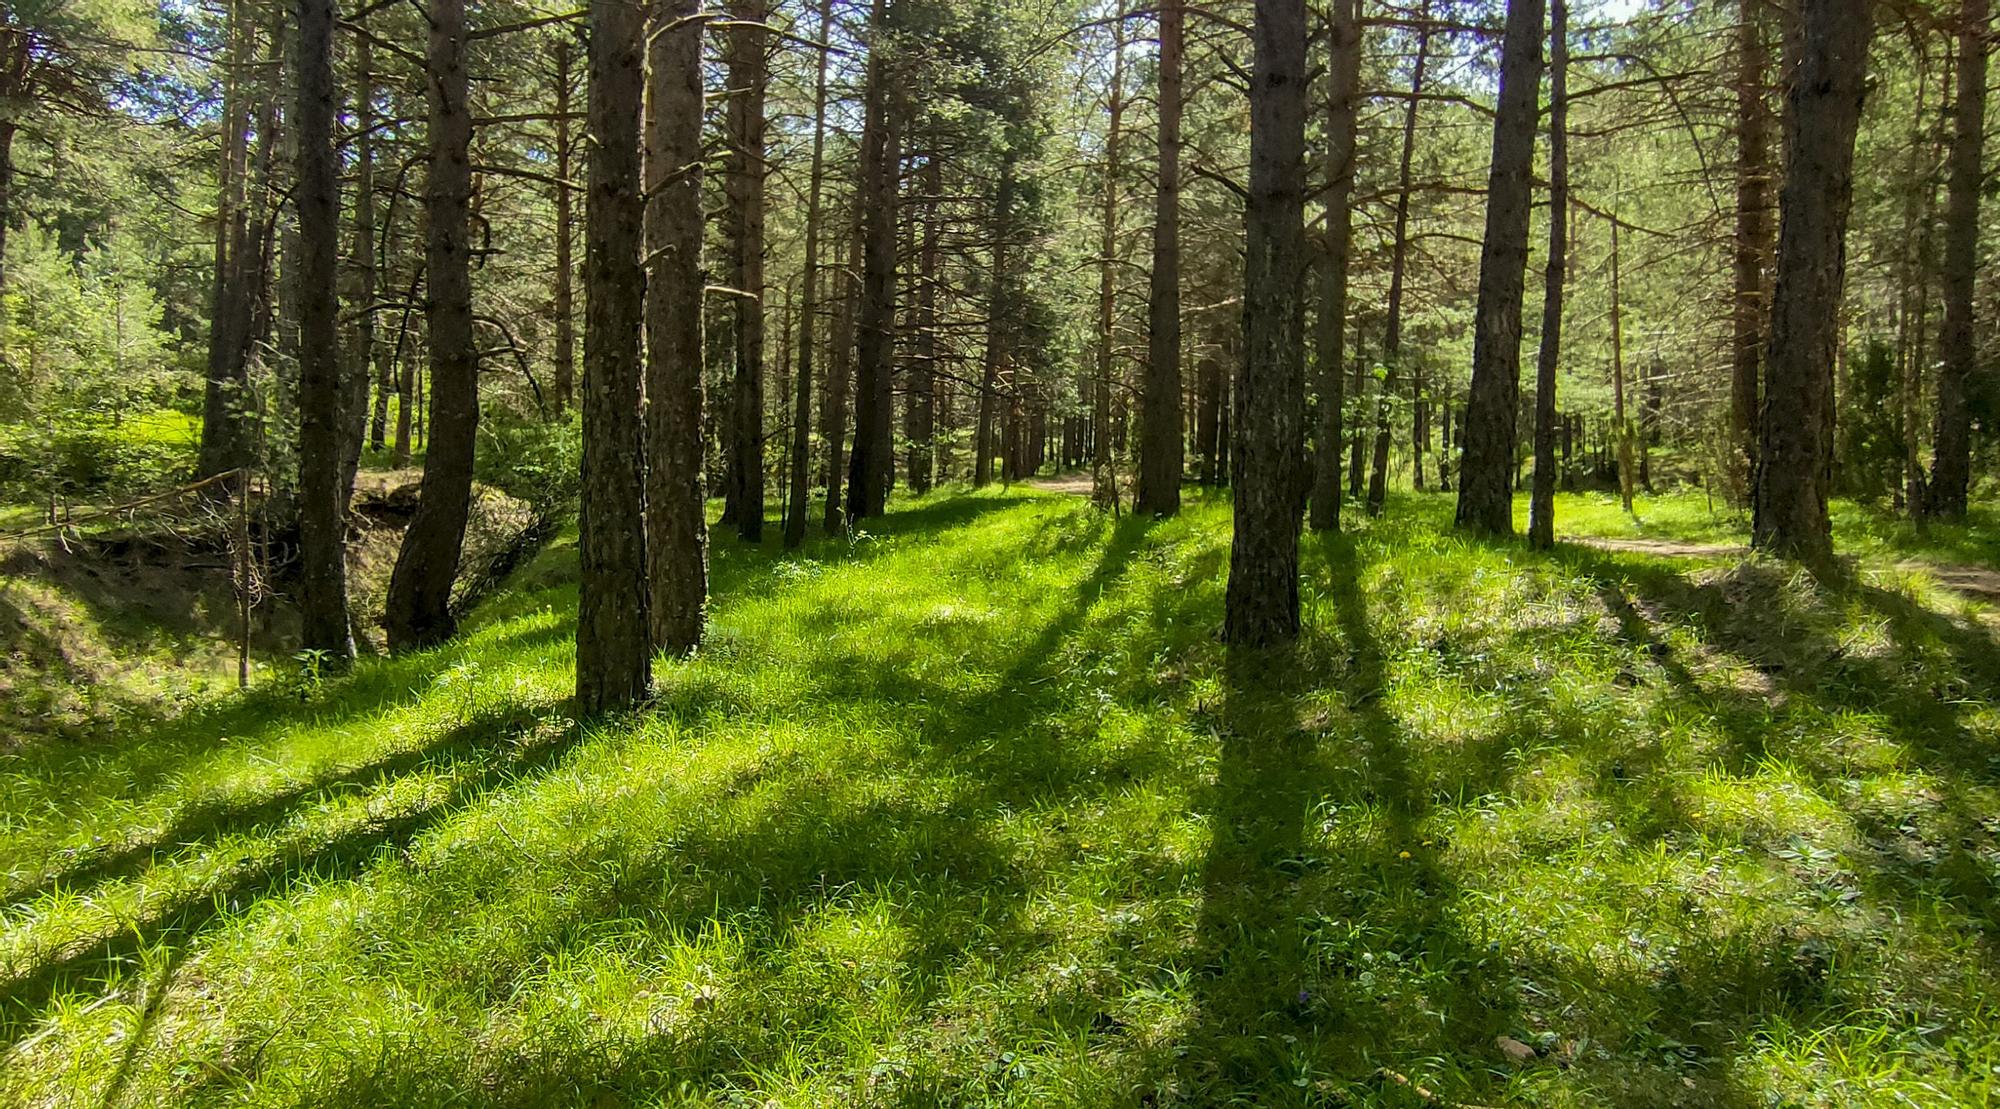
top-left (1752, 0), bottom-right (1871, 564)
top-left (576, 0), bottom-right (653, 712)
top-left (1927, 0), bottom-right (1986, 519)
top-left (1094, 7), bottom-right (1128, 507)
top-left (647, 0), bottom-right (709, 654)
top-left (294, 0), bottom-right (352, 662)
top-left (1454, 0), bottom-right (1543, 535)
top-left (823, 201), bottom-right (859, 531)
top-left (1225, 0), bottom-right (1308, 648)
top-left (1312, 0), bottom-right (1360, 532)
top-left (552, 38), bottom-right (577, 416)
top-left (786, 0), bottom-right (835, 547)
top-left (198, 4), bottom-right (257, 487)
top-left (1137, 0), bottom-right (1184, 515)
top-left (343, 31), bottom-right (375, 501)
top-left (975, 165), bottom-right (1014, 488)
top-left (846, 0), bottom-right (898, 523)
top-left (1893, 82), bottom-right (1934, 514)
top-left (1369, 20), bottom-right (1432, 516)
top-left (1197, 353), bottom-right (1221, 484)
top-left (1528, 0), bottom-right (1567, 549)
top-left (907, 156), bottom-right (939, 492)
top-left (368, 110), bottom-right (394, 450)
top-left (726, 0), bottom-right (769, 540)
top-left (1611, 212), bottom-right (1634, 513)
top-left (1730, 0), bottom-right (1771, 494)
top-left (385, 0), bottom-right (476, 650)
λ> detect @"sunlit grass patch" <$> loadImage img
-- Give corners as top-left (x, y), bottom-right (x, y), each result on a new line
top-left (2, 486), bottom-right (1998, 1105)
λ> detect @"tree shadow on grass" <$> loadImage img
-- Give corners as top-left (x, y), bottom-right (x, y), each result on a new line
top-left (1170, 532), bottom-right (1516, 1105)
top-left (0, 685), bottom-right (675, 1047)
top-left (0, 616), bottom-right (577, 907)
top-left (449, 508), bottom-right (1162, 1103)
top-left (1512, 540), bottom-right (2000, 1100)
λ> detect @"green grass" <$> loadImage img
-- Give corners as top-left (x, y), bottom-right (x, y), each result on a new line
top-left (1554, 487), bottom-right (2000, 570)
top-left (3, 487), bottom-right (1998, 1106)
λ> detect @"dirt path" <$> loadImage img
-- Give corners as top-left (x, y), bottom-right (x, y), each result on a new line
top-left (1564, 536), bottom-right (1748, 560)
top-left (1027, 474), bottom-right (1097, 497)
top-left (1566, 535), bottom-right (2000, 606)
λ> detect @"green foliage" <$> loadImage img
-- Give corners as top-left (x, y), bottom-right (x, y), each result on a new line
top-left (473, 408), bottom-right (582, 512)
top-left (1837, 340), bottom-right (1905, 504)
top-left (0, 411), bottom-right (199, 503)
top-left (1, 224), bottom-right (193, 420)
top-left (2, 489), bottom-right (1997, 1105)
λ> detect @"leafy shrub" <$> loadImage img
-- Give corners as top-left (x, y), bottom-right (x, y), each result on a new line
top-left (474, 408), bottom-right (580, 513)
top-left (0, 415), bottom-right (199, 504)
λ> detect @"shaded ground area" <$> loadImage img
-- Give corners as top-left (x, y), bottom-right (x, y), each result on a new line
top-left (0, 474), bottom-right (546, 745)
top-left (1026, 472), bottom-right (1097, 497)
top-left (1, 488), bottom-right (1996, 1106)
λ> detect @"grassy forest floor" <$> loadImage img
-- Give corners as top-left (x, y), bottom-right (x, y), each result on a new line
top-left (2, 486), bottom-right (1998, 1106)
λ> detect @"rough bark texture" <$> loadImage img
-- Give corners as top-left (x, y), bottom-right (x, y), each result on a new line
top-left (1225, 0), bottom-right (1308, 648)
top-left (1369, 20), bottom-right (1430, 517)
top-left (198, 6), bottom-right (258, 487)
top-left (1926, 0), bottom-right (1986, 519)
top-left (1610, 216), bottom-right (1634, 513)
top-left (846, 0), bottom-right (897, 523)
top-left (823, 202), bottom-right (859, 531)
top-left (646, 0), bottom-right (709, 654)
top-left (1093, 9), bottom-right (1127, 507)
top-left (1730, 0), bottom-right (1771, 492)
top-left (386, 0), bottom-right (477, 650)
top-left (552, 38), bottom-right (576, 417)
top-left (726, 0), bottom-right (769, 540)
top-left (365, 40), bottom-right (395, 453)
top-left (1137, 0), bottom-right (1183, 516)
top-left (975, 166), bottom-right (1014, 488)
top-left (1528, 0), bottom-right (1567, 550)
top-left (907, 157), bottom-right (939, 493)
top-left (342, 32), bottom-right (375, 505)
top-left (576, 0), bottom-right (652, 712)
top-left (1752, 0), bottom-right (1871, 564)
top-left (1454, 0), bottom-right (1543, 535)
top-left (786, 0), bottom-right (834, 547)
top-left (293, 0), bottom-right (352, 662)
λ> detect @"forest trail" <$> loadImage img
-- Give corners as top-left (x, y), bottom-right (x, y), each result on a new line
top-left (1566, 534), bottom-right (2000, 605)
top-left (1026, 473), bottom-right (1096, 497)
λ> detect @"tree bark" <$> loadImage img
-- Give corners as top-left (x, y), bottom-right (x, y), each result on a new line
top-left (786, 0), bottom-right (835, 547)
top-left (1528, 0), bottom-right (1567, 549)
top-left (386, 0), bottom-right (477, 650)
top-left (198, 4), bottom-right (258, 487)
top-left (552, 37), bottom-right (577, 417)
top-left (846, 0), bottom-right (898, 523)
top-left (576, 0), bottom-right (653, 712)
top-left (823, 200), bottom-right (860, 531)
top-left (907, 156), bottom-right (940, 493)
top-left (1225, 0), bottom-right (1308, 648)
top-left (1094, 7), bottom-right (1128, 507)
top-left (975, 165), bottom-right (1014, 488)
top-left (647, 0), bottom-right (709, 654)
top-left (1752, 0), bottom-right (1871, 564)
top-left (1926, 0), bottom-right (1986, 519)
top-left (726, 0), bottom-right (769, 540)
top-left (1729, 0), bottom-right (1771, 494)
top-left (1611, 212), bottom-right (1634, 513)
top-left (1454, 0), bottom-right (1543, 535)
top-left (1369, 19), bottom-right (1432, 517)
top-left (1137, 0), bottom-right (1183, 515)
top-left (343, 30), bottom-right (375, 502)
top-left (294, 0), bottom-right (352, 662)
